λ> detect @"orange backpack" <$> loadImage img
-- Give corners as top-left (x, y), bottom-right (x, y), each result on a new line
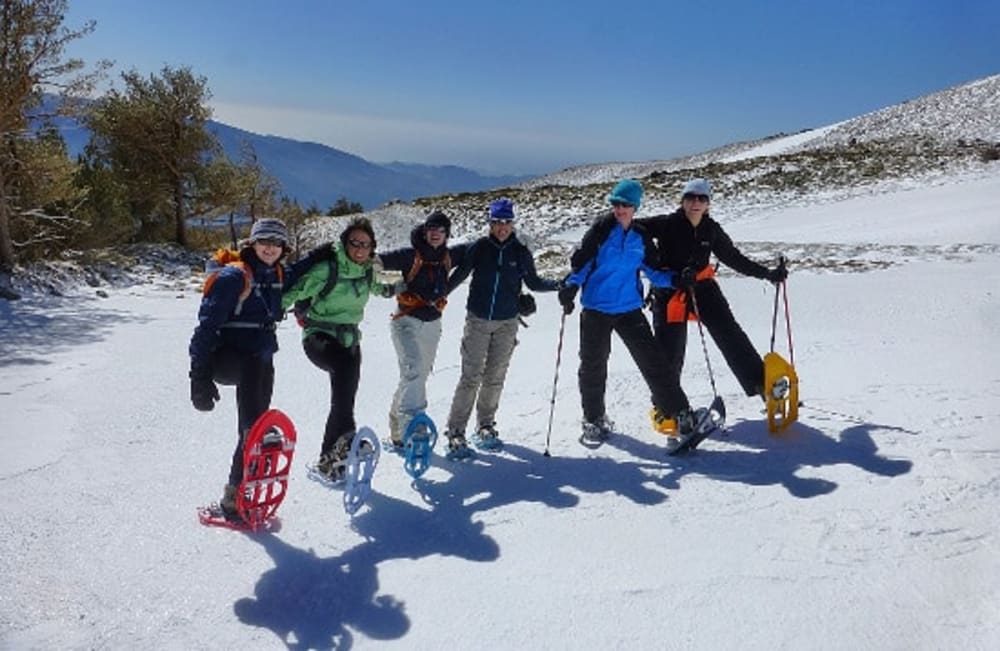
top-left (203, 248), bottom-right (284, 315)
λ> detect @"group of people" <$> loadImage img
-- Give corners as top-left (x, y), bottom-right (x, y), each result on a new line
top-left (188, 177), bottom-right (787, 518)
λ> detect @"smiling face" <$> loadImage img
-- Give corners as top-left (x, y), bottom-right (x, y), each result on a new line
top-left (345, 229), bottom-right (373, 264)
top-left (252, 239), bottom-right (284, 266)
top-left (682, 193), bottom-right (710, 224)
top-left (489, 219), bottom-right (514, 242)
top-left (424, 225), bottom-right (447, 248)
top-left (611, 201), bottom-right (636, 227)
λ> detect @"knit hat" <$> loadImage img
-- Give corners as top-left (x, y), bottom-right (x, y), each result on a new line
top-left (607, 179), bottom-right (643, 209)
top-left (488, 198), bottom-right (515, 221)
top-left (424, 211), bottom-right (451, 237)
top-left (681, 178), bottom-right (712, 200)
top-left (248, 218), bottom-right (289, 245)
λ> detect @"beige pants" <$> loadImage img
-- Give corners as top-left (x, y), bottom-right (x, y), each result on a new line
top-left (389, 315), bottom-right (442, 443)
top-left (446, 315), bottom-right (519, 435)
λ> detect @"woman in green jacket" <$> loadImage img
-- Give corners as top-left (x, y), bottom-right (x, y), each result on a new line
top-left (282, 217), bottom-right (395, 480)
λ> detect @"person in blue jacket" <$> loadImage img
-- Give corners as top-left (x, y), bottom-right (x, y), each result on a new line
top-left (442, 198), bottom-right (560, 454)
top-left (557, 179), bottom-right (696, 445)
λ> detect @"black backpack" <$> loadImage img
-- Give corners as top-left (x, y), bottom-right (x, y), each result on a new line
top-left (293, 258), bottom-right (374, 327)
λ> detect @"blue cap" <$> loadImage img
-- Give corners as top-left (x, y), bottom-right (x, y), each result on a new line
top-left (489, 198), bottom-right (515, 221)
top-left (607, 179), bottom-right (643, 209)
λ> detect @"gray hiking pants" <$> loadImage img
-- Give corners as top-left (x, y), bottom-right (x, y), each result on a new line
top-left (389, 315), bottom-right (442, 443)
top-left (446, 315), bottom-right (519, 434)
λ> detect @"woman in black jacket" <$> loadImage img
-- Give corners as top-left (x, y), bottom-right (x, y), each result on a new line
top-left (639, 178), bottom-right (787, 428)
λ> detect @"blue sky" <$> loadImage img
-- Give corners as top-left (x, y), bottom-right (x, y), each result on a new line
top-left (64, 0), bottom-right (1000, 175)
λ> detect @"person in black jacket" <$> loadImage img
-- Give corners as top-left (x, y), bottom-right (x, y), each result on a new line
top-left (639, 178), bottom-right (787, 427)
top-left (442, 198), bottom-right (559, 454)
top-left (378, 211), bottom-right (468, 446)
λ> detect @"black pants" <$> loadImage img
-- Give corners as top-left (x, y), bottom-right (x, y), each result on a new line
top-left (652, 281), bottom-right (763, 397)
top-left (303, 332), bottom-right (361, 456)
top-left (578, 308), bottom-right (689, 423)
top-left (213, 350), bottom-right (274, 486)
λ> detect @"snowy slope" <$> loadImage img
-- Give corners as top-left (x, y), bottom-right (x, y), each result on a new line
top-left (2, 169), bottom-right (999, 649)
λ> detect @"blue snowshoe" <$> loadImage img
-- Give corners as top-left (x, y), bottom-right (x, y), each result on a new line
top-left (471, 423), bottom-right (503, 452)
top-left (342, 427), bottom-right (380, 515)
top-left (402, 413), bottom-right (438, 478)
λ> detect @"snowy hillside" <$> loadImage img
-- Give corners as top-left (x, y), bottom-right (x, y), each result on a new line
top-left (293, 73), bottom-right (1000, 272)
top-left (2, 168), bottom-right (998, 650)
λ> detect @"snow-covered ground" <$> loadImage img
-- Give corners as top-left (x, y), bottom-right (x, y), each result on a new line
top-left (2, 169), bottom-right (999, 649)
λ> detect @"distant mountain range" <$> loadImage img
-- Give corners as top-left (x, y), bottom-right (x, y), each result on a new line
top-left (207, 122), bottom-right (531, 210)
top-left (46, 101), bottom-right (530, 210)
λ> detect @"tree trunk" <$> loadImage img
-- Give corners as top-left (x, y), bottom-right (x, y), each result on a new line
top-left (0, 165), bottom-right (15, 270)
top-left (174, 176), bottom-right (186, 246)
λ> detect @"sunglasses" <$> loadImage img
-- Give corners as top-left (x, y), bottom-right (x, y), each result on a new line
top-left (610, 201), bottom-right (634, 208)
top-left (683, 194), bottom-right (710, 204)
top-left (491, 219), bottom-right (514, 226)
top-left (425, 225), bottom-right (447, 234)
top-left (348, 238), bottom-right (373, 250)
top-left (254, 238), bottom-right (285, 247)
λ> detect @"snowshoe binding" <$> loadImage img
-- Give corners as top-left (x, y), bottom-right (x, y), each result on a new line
top-left (445, 430), bottom-right (473, 461)
top-left (471, 423), bottom-right (503, 452)
top-left (402, 412), bottom-right (438, 479)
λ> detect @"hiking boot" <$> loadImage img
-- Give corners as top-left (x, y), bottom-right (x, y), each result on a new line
top-left (581, 415), bottom-right (614, 444)
top-left (316, 435), bottom-right (352, 481)
top-left (473, 422), bottom-right (503, 450)
top-left (220, 484), bottom-right (240, 520)
top-left (445, 429), bottom-right (468, 454)
top-left (676, 407), bottom-right (710, 437)
top-left (649, 407), bottom-right (678, 437)
top-left (476, 423), bottom-right (499, 442)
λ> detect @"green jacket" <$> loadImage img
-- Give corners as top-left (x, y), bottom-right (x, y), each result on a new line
top-left (281, 245), bottom-right (387, 348)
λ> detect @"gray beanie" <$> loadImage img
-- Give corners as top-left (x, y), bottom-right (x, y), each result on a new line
top-left (248, 218), bottom-right (289, 245)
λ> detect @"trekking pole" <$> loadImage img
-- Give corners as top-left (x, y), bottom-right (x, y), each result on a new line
top-left (543, 311), bottom-right (568, 457)
top-left (769, 255), bottom-right (787, 354)
top-left (687, 287), bottom-right (719, 400)
top-left (782, 274), bottom-right (795, 367)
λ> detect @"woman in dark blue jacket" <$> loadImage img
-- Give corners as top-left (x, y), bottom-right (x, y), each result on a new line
top-left (442, 198), bottom-right (559, 454)
top-left (188, 218), bottom-right (323, 518)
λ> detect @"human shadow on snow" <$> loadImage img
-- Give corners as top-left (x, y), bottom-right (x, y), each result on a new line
top-left (604, 416), bottom-right (914, 498)
top-left (0, 294), bottom-right (151, 367)
top-left (231, 440), bottom-right (681, 648)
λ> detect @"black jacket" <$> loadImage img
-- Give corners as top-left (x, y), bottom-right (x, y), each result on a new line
top-left (638, 209), bottom-right (769, 278)
top-left (379, 225), bottom-right (468, 321)
top-left (447, 233), bottom-right (558, 320)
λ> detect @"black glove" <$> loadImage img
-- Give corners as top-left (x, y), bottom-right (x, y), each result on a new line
top-left (557, 284), bottom-right (578, 315)
top-left (674, 267), bottom-right (696, 291)
top-left (767, 265), bottom-right (788, 284)
top-left (190, 369), bottom-right (220, 412)
top-left (518, 293), bottom-right (537, 317)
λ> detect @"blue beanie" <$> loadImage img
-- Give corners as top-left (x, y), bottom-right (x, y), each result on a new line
top-left (488, 198), bottom-right (515, 221)
top-left (608, 179), bottom-right (643, 209)
top-left (682, 178), bottom-right (712, 199)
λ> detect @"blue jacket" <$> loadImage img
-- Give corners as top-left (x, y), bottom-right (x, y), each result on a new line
top-left (447, 233), bottom-right (558, 320)
top-left (379, 225), bottom-right (468, 322)
top-left (565, 214), bottom-right (675, 315)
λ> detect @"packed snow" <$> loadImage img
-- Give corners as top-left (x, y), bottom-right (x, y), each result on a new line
top-left (2, 162), bottom-right (998, 649)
